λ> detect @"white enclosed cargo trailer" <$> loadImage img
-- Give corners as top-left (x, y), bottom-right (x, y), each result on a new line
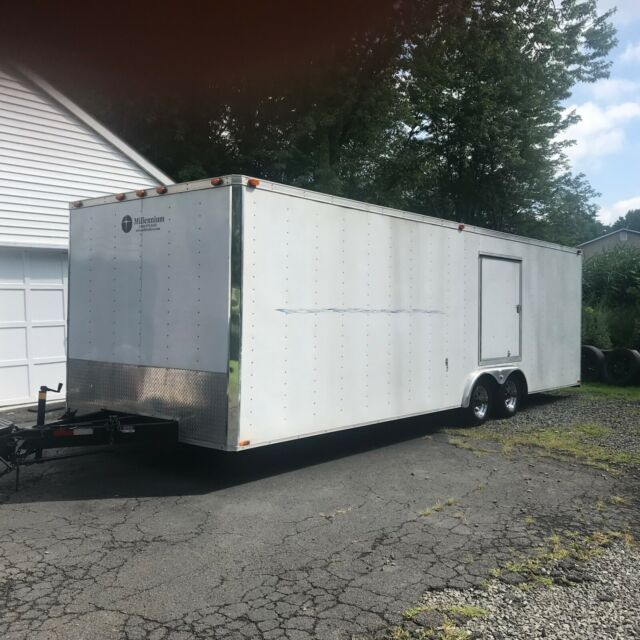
top-left (66, 175), bottom-right (581, 450)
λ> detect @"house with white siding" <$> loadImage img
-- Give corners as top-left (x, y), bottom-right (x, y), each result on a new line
top-left (0, 65), bottom-right (172, 407)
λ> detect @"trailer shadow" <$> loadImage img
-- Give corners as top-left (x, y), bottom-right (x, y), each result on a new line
top-left (0, 393), bottom-right (566, 504)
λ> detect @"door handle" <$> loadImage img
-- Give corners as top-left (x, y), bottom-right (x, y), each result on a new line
top-left (516, 304), bottom-right (521, 314)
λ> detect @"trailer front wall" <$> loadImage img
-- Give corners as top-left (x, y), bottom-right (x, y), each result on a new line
top-left (238, 186), bottom-right (580, 448)
top-left (67, 188), bottom-right (232, 447)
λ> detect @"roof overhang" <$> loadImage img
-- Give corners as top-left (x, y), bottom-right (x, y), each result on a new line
top-left (577, 228), bottom-right (640, 247)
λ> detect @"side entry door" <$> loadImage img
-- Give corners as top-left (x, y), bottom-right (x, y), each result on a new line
top-left (479, 256), bottom-right (521, 364)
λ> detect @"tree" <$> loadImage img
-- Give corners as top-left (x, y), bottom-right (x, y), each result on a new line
top-left (44, 0), bottom-right (615, 246)
top-left (380, 0), bottom-right (615, 242)
top-left (221, 0), bottom-right (616, 246)
top-left (533, 171), bottom-right (607, 245)
top-left (611, 209), bottom-right (640, 232)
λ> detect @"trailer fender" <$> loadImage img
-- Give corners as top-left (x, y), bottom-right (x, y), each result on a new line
top-left (461, 367), bottom-right (525, 408)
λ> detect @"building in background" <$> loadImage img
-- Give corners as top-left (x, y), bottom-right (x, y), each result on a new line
top-left (0, 65), bottom-right (172, 408)
top-left (578, 228), bottom-right (640, 260)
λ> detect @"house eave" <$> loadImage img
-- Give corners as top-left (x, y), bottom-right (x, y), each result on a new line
top-left (15, 65), bottom-right (174, 187)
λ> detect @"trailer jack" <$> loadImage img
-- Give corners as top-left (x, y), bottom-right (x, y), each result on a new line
top-left (0, 398), bottom-right (178, 491)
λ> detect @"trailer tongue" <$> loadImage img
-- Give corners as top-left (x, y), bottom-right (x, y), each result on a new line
top-left (0, 402), bottom-right (177, 491)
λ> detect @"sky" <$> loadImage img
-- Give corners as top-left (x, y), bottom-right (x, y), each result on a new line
top-left (565, 0), bottom-right (640, 225)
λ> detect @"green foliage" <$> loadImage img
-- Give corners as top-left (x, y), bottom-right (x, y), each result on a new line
top-left (582, 306), bottom-right (611, 349)
top-left (583, 246), bottom-right (640, 347)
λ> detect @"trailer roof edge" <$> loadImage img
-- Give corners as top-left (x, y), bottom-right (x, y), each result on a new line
top-left (72, 174), bottom-right (579, 255)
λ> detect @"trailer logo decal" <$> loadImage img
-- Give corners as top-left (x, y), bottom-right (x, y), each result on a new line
top-left (121, 214), bottom-right (165, 233)
top-left (134, 215), bottom-right (165, 232)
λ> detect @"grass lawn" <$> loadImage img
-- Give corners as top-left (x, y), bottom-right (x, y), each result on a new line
top-left (562, 382), bottom-right (640, 401)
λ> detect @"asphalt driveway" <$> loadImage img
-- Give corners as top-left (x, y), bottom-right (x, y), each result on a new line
top-left (1, 394), bottom-right (638, 640)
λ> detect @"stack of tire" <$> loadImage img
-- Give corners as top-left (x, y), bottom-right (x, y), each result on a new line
top-left (582, 345), bottom-right (640, 385)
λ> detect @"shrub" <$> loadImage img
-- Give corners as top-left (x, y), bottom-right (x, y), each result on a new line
top-left (582, 306), bottom-right (611, 349)
top-left (583, 246), bottom-right (640, 349)
top-left (583, 246), bottom-right (640, 308)
top-left (606, 307), bottom-right (640, 350)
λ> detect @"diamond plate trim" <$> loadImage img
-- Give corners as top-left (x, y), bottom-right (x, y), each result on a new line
top-left (67, 359), bottom-right (228, 448)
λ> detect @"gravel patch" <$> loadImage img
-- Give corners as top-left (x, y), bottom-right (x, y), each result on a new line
top-left (391, 388), bottom-right (640, 640)
top-left (498, 392), bottom-right (638, 448)
top-left (402, 543), bottom-right (640, 639)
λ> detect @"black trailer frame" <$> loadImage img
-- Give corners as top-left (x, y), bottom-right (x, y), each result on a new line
top-left (0, 407), bottom-right (177, 491)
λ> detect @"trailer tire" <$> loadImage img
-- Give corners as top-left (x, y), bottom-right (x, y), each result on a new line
top-left (465, 378), bottom-right (494, 426)
top-left (604, 348), bottom-right (640, 386)
top-left (495, 374), bottom-right (523, 419)
top-left (581, 345), bottom-right (605, 382)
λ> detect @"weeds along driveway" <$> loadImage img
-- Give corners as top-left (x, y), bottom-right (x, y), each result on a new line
top-left (0, 389), bottom-right (638, 640)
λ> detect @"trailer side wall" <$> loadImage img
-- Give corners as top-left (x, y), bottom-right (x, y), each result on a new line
top-left (237, 186), bottom-right (580, 448)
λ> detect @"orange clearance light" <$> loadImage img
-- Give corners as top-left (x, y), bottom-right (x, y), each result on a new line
top-left (238, 439), bottom-right (251, 447)
top-left (155, 185), bottom-right (168, 194)
top-left (247, 178), bottom-right (260, 188)
top-left (210, 177), bottom-right (223, 186)
top-left (72, 200), bottom-right (83, 208)
top-left (136, 189), bottom-right (147, 198)
top-left (115, 193), bottom-right (126, 201)
top-left (458, 223), bottom-right (465, 231)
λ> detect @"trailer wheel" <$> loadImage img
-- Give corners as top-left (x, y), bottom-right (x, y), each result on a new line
top-left (466, 378), bottom-right (493, 426)
top-left (604, 348), bottom-right (640, 386)
top-left (581, 345), bottom-right (605, 382)
top-left (495, 375), bottom-right (522, 419)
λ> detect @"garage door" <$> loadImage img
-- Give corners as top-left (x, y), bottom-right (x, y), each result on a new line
top-left (0, 248), bottom-right (67, 407)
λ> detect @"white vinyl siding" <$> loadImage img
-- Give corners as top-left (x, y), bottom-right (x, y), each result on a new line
top-left (0, 66), bottom-right (171, 406)
top-left (0, 67), bottom-right (162, 248)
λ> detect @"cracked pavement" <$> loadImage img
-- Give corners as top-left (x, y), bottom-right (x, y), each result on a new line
top-left (1, 395), bottom-right (638, 639)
